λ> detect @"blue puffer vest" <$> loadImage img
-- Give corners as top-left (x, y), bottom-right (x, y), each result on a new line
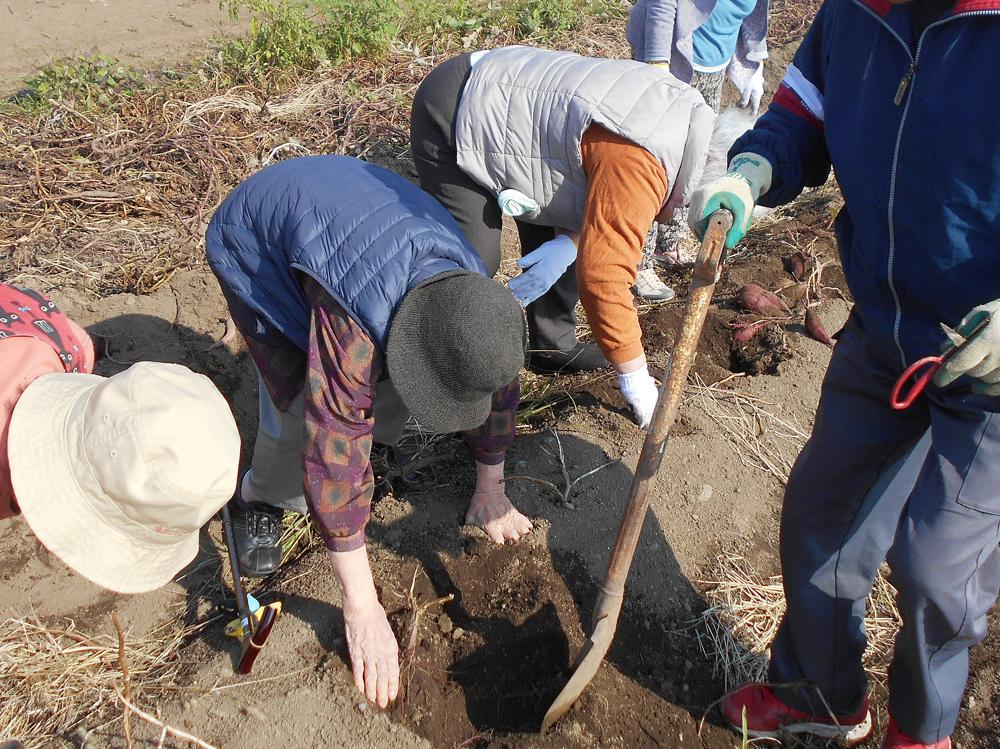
top-left (205, 156), bottom-right (487, 351)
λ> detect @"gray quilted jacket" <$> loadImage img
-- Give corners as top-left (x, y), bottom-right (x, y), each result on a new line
top-left (453, 46), bottom-right (715, 231)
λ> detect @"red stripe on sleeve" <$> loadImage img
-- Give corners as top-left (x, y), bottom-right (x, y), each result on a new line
top-left (953, 0), bottom-right (1000, 11)
top-left (774, 84), bottom-right (824, 132)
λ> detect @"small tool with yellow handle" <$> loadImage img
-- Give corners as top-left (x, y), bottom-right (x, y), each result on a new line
top-left (225, 595), bottom-right (283, 639)
top-left (221, 505), bottom-right (281, 674)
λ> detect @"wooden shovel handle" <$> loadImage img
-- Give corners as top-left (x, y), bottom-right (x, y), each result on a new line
top-left (595, 210), bottom-right (732, 615)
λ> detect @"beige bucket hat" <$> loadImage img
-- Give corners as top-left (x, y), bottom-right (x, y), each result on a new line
top-left (8, 361), bottom-right (241, 594)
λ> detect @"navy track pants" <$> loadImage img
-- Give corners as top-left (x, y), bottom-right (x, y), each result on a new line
top-left (769, 312), bottom-right (1000, 743)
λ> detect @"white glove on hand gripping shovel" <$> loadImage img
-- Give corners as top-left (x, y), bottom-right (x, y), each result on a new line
top-left (540, 209), bottom-right (734, 733)
top-left (688, 153), bottom-right (772, 249)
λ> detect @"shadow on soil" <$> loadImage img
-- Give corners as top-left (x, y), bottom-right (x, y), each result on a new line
top-left (368, 433), bottom-right (734, 747)
top-left (86, 310), bottom-right (738, 747)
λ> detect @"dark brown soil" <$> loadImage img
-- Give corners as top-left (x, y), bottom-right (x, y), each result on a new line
top-left (640, 304), bottom-right (734, 384)
top-left (731, 322), bottom-right (794, 375)
top-left (379, 539), bottom-right (738, 748)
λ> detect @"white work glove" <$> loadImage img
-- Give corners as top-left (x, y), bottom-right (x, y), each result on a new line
top-left (933, 300), bottom-right (1000, 395)
top-left (618, 366), bottom-right (659, 429)
top-left (507, 234), bottom-right (577, 307)
top-left (687, 152), bottom-right (773, 249)
top-left (738, 63), bottom-right (765, 116)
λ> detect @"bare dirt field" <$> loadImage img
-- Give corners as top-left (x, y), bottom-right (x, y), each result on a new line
top-left (0, 6), bottom-right (997, 749)
top-left (2, 0), bottom-right (239, 94)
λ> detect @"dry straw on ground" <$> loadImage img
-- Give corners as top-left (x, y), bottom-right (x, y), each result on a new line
top-left (694, 555), bottom-right (902, 693)
top-left (768, 0), bottom-right (825, 45)
top-left (0, 19), bottom-right (628, 298)
top-left (688, 374), bottom-right (809, 485)
top-left (0, 615), bottom-right (192, 745)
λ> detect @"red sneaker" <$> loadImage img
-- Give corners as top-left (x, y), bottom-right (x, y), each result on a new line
top-left (881, 718), bottom-right (951, 749)
top-left (721, 683), bottom-right (873, 744)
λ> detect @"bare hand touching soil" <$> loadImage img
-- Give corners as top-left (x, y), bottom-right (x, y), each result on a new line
top-left (343, 599), bottom-right (400, 708)
top-left (466, 488), bottom-right (534, 544)
top-left (466, 461), bottom-right (533, 544)
top-left (329, 546), bottom-right (400, 707)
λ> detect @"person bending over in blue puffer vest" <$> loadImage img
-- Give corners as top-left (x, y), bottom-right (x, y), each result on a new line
top-left (688, 1), bottom-right (1000, 747)
top-left (206, 155), bottom-right (531, 710)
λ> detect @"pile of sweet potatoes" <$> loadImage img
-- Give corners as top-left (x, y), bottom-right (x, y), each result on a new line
top-left (728, 250), bottom-right (835, 348)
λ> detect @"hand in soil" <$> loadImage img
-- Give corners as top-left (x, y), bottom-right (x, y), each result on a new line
top-left (466, 490), bottom-right (534, 544)
top-left (343, 600), bottom-right (400, 708)
top-left (468, 461), bottom-right (533, 544)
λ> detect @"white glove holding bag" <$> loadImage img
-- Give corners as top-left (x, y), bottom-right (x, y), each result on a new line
top-left (618, 366), bottom-right (659, 429)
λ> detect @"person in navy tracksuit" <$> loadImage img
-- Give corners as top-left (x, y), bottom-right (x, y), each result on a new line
top-left (688, 1), bottom-right (1000, 747)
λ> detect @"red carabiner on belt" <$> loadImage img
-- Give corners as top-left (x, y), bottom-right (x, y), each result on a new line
top-left (890, 315), bottom-right (992, 410)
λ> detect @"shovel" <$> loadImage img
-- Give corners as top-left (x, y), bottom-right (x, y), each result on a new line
top-left (541, 209), bottom-right (733, 733)
top-left (220, 504), bottom-right (281, 674)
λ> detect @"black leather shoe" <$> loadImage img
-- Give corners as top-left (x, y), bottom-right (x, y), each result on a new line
top-left (526, 342), bottom-right (609, 374)
top-left (232, 503), bottom-right (284, 577)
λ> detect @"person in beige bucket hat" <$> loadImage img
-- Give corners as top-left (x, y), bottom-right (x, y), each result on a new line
top-left (0, 282), bottom-right (241, 595)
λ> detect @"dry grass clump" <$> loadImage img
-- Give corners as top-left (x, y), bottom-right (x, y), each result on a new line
top-left (688, 375), bottom-right (809, 484)
top-left (0, 59), bottom-right (418, 296)
top-left (694, 555), bottom-right (902, 692)
top-left (768, 0), bottom-right (825, 46)
top-left (0, 615), bottom-right (191, 745)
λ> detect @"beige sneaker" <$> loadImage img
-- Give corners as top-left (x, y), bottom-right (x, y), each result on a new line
top-left (635, 260), bottom-right (675, 301)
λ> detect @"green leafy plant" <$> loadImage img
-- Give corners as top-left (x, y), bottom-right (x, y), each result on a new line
top-left (21, 55), bottom-right (143, 109)
top-left (220, 0), bottom-right (401, 80)
top-left (404, 0), bottom-right (624, 50)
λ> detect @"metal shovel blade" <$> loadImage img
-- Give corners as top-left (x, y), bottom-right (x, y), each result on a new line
top-left (541, 588), bottom-right (623, 733)
top-left (540, 210), bottom-right (733, 734)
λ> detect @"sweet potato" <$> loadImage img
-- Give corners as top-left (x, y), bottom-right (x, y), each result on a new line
top-left (783, 251), bottom-right (813, 281)
top-left (805, 307), bottom-right (834, 347)
top-left (736, 284), bottom-right (792, 317)
top-left (729, 316), bottom-right (774, 343)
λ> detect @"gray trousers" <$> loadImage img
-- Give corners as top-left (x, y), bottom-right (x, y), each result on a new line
top-left (243, 372), bottom-right (409, 515)
top-left (690, 69), bottom-right (725, 113)
top-left (769, 311), bottom-right (1000, 742)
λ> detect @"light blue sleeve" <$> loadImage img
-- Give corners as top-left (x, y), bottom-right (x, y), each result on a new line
top-left (628, 0), bottom-right (678, 63)
top-left (692, 0), bottom-right (759, 70)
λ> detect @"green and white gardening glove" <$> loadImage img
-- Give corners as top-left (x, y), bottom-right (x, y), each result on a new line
top-left (933, 299), bottom-right (1000, 395)
top-left (687, 152), bottom-right (773, 249)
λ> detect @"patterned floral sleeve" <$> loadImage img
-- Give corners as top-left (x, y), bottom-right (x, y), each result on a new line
top-left (462, 377), bottom-right (520, 465)
top-left (300, 278), bottom-right (383, 553)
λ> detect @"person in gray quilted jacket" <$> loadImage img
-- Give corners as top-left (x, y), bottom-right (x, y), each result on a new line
top-left (411, 46), bottom-right (717, 428)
